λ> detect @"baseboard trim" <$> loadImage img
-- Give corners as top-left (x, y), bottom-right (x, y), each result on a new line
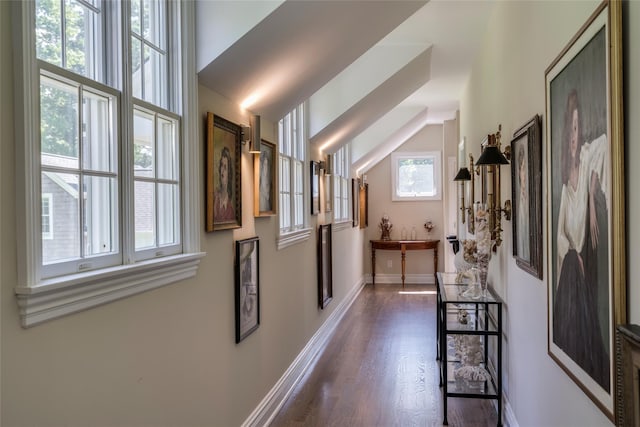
top-left (365, 273), bottom-right (435, 285)
top-left (241, 277), bottom-right (366, 427)
top-left (504, 392), bottom-right (519, 427)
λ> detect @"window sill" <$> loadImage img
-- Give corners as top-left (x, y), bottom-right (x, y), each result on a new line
top-left (14, 252), bottom-right (206, 327)
top-left (277, 227), bottom-right (312, 250)
top-left (332, 220), bottom-right (352, 232)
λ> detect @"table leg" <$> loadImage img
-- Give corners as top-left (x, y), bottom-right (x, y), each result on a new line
top-left (401, 249), bottom-right (406, 288)
top-left (433, 247), bottom-right (438, 284)
top-left (371, 247), bottom-right (376, 286)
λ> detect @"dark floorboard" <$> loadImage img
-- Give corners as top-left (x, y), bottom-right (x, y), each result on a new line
top-left (270, 283), bottom-right (499, 427)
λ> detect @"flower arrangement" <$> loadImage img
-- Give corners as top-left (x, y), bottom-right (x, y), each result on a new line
top-left (379, 214), bottom-right (392, 240)
top-left (424, 220), bottom-right (435, 233)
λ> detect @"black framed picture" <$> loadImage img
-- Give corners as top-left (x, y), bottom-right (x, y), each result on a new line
top-left (235, 237), bottom-right (260, 343)
top-left (310, 161), bottom-right (320, 215)
top-left (510, 114), bottom-right (542, 279)
top-left (317, 223), bottom-right (332, 309)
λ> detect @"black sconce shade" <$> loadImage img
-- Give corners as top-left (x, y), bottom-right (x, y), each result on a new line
top-left (453, 167), bottom-right (472, 181)
top-left (475, 145), bottom-right (510, 166)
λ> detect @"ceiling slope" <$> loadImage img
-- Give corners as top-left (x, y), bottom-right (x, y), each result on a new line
top-left (197, 0), bottom-right (427, 123)
top-left (352, 107), bottom-right (432, 175)
top-left (309, 47), bottom-right (432, 153)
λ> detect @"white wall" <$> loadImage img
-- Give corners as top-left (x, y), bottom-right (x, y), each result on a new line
top-left (460, 1), bottom-right (639, 425)
top-left (363, 124), bottom-right (445, 281)
top-left (0, 7), bottom-right (365, 423)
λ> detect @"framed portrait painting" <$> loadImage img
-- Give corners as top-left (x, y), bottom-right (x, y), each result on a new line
top-left (317, 223), bottom-right (333, 309)
top-left (545, 0), bottom-right (625, 418)
top-left (310, 161), bottom-right (320, 215)
top-left (510, 115), bottom-right (542, 279)
top-left (206, 113), bottom-right (242, 231)
top-left (254, 139), bottom-right (277, 217)
top-left (235, 237), bottom-right (260, 343)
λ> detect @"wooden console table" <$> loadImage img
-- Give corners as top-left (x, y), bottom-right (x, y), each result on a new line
top-left (370, 239), bottom-right (439, 287)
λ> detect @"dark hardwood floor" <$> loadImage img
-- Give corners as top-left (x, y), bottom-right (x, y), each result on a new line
top-left (270, 283), bottom-right (499, 427)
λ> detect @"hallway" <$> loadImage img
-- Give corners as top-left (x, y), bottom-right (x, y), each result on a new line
top-left (270, 283), bottom-right (499, 427)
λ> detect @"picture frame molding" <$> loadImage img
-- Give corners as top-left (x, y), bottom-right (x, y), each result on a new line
top-left (235, 237), bottom-right (260, 343)
top-left (254, 139), bottom-right (277, 217)
top-left (544, 0), bottom-right (626, 419)
top-left (317, 223), bottom-right (333, 309)
top-left (310, 161), bottom-right (320, 215)
top-left (510, 114), bottom-right (543, 279)
top-left (206, 113), bottom-right (242, 231)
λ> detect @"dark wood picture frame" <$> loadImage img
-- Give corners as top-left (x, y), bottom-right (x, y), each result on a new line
top-left (317, 223), bottom-right (333, 309)
top-left (254, 139), bottom-right (277, 217)
top-left (359, 182), bottom-right (368, 229)
top-left (206, 113), bottom-right (242, 231)
top-left (235, 237), bottom-right (260, 343)
top-left (352, 178), bottom-right (360, 228)
top-left (310, 161), bottom-right (320, 215)
top-left (545, 1), bottom-right (625, 418)
top-left (510, 114), bottom-right (542, 279)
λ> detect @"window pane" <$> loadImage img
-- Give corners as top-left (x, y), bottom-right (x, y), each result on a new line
top-left (144, 45), bottom-right (167, 108)
top-left (294, 194), bottom-right (303, 227)
top-left (280, 194), bottom-right (290, 229)
top-left (157, 116), bottom-right (178, 180)
top-left (143, 0), bottom-right (166, 49)
top-left (36, 0), bottom-right (62, 66)
top-left (280, 157), bottom-right (290, 193)
top-left (158, 183), bottom-right (178, 246)
top-left (82, 90), bottom-right (114, 172)
top-left (65, 0), bottom-right (100, 79)
top-left (135, 180), bottom-right (156, 249)
top-left (132, 37), bottom-right (143, 99)
top-left (293, 160), bottom-right (303, 226)
top-left (84, 175), bottom-right (117, 256)
top-left (42, 172), bottom-right (81, 263)
top-left (398, 158), bottom-right (435, 196)
top-left (134, 109), bottom-right (155, 178)
top-left (131, 0), bottom-right (142, 35)
top-left (41, 75), bottom-right (79, 168)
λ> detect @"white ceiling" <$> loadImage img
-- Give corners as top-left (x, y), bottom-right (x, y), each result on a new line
top-left (196, 0), bottom-right (495, 172)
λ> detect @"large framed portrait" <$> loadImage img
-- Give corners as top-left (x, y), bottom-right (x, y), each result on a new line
top-left (310, 161), bottom-right (320, 215)
top-left (359, 182), bottom-right (368, 229)
top-left (510, 115), bottom-right (542, 279)
top-left (235, 237), bottom-right (260, 343)
top-left (254, 139), bottom-right (277, 217)
top-left (206, 113), bottom-right (242, 231)
top-left (545, 1), bottom-right (625, 418)
top-left (317, 223), bottom-right (333, 309)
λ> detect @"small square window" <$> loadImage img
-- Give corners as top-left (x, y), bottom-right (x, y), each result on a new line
top-left (391, 151), bottom-right (442, 201)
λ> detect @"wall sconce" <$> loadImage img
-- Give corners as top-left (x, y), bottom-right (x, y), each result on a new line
top-left (319, 153), bottom-right (333, 176)
top-left (453, 166), bottom-right (471, 224)
top-left (474, 124), bottom-right (512, 248)
top-left (241, 115), bottom-right (262, 153)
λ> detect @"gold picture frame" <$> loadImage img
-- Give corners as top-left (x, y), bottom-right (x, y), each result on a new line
top-left (254, 139), bottom-right (277, 217)
top-left (206, 113), bottom-right (242, 231)
top-left (544, 0), bottom-right (625, 419)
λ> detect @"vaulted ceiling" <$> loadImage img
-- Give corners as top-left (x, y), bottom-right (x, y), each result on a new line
top-left (196, 0), bottom-right (494, 174)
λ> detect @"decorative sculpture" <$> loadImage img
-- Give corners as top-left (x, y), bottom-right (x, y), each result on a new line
top-left (379, 214), bottom-right (392, 240)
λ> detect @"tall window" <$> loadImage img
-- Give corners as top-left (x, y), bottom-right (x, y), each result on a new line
top-left (279, 103), bottom-right (306, 234)
top-left (34, 0), bottom-right (182, 276)
top-left (15, 0), bottom-right (200, 326)
top-left (332, 145), bottom-right (350, 222)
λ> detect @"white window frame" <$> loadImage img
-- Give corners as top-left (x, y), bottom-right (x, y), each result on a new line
top-left (12, 1), bottom-right (203, 328)
top-left (277, 102), bottom-right (311, 250)
top-left (391, 151), bottom-right (442, 201)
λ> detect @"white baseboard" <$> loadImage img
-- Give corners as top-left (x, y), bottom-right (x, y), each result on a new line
top-left (241, 277), bottom-right (366, 427)
top-left (365, 273), bottom-right (435, 285)
top-left (503, 393), bottom-right (519, 427)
